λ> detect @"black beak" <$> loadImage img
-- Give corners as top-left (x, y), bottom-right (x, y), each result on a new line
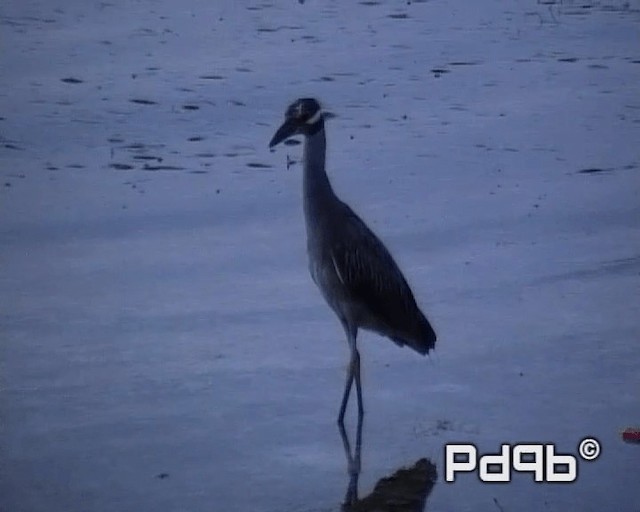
top-left (269, 119), bottom-right (298, 148)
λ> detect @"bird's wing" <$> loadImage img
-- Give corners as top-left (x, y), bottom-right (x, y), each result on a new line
top-left (329, 208), bottom-right (419, 327)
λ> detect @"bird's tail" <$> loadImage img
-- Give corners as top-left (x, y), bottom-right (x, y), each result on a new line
top-left (410, 312), bottom-right (437, 355)
top-left (392, 312), bottom-right (436, 356)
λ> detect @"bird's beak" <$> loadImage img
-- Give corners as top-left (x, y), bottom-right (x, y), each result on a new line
top-left (269, 119), bottom-right (298, 148)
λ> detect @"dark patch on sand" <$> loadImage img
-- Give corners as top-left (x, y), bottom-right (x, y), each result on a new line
top-left (578, 167), bottom-right (612, 174)
top-left (110, 163), bottom-right (134, 170)
top-left (61, 77), bottom-right (83, 84)
top-left (449, 61), bottom-right (481, 66)
top-left (133, 155), bottom-right (163, 162)
top-left (431, 68), bottom-right (450, 77)
top-left (142, 164), bottom-right (184, 171)
top-left (130, 98), bottom-right (157, 105)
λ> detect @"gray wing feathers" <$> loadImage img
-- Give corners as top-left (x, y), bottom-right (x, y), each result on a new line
top-left (327, 203), bottom-right (436, 354)
top-left (331, 210), bottom-right (420, 327)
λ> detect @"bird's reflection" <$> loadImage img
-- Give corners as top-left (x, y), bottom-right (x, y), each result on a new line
top-left (339, 418), bottom-right (437, 512)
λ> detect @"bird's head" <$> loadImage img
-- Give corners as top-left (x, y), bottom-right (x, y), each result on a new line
top-left (269, 98), bottom-right (325, 148)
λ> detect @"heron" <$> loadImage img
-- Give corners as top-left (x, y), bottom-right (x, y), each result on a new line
top-left (269, 98), bottom-right (437, 424)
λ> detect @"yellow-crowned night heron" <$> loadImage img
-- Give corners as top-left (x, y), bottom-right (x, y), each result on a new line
top-left (269, 98), bottom-right (437, 423)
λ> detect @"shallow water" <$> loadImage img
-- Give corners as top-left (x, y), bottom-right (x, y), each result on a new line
top-left (1, 1), bottom-right (639, 510)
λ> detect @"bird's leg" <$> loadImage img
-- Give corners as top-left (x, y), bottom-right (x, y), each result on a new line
top-left (353, 348), bottom-right (364, 421)
top-left (338, 323), bottom-right (363, 425)
top-left (339, 420), bottom-right (358, 483)
top-left (353, 403), bottom-right (363, 473)
top-left (338, 358), bottom-right (354, 425)
top-left (338, 404), bottom-right (364, 508)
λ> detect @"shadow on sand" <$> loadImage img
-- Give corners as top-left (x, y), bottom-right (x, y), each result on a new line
top-left (339, 417), bottom-right (438, 512)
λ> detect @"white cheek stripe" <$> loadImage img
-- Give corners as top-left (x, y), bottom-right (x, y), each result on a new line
top-left (306, 110), bottom-right (323, 125)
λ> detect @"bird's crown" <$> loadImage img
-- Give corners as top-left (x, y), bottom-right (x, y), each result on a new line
top-left (285, 98), bottom-right (322, 125)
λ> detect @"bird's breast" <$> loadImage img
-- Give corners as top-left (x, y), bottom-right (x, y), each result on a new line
top-left (307, 241), bottom-right (354, 318)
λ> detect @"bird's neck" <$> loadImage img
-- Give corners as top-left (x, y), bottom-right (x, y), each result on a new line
top-left (303, 123), bottom-right (335, 218)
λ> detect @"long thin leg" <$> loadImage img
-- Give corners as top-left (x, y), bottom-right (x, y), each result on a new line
top-left (338, 323), bottom-right (364, 424)
top-left (338, 357), bottom-right (354, 424)
top-left (353, 348), bottom-right (363, 420)
top-left (339, 406), bottom-right (364, 507)
top-left (353, 404), bottom-right (363, 471)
